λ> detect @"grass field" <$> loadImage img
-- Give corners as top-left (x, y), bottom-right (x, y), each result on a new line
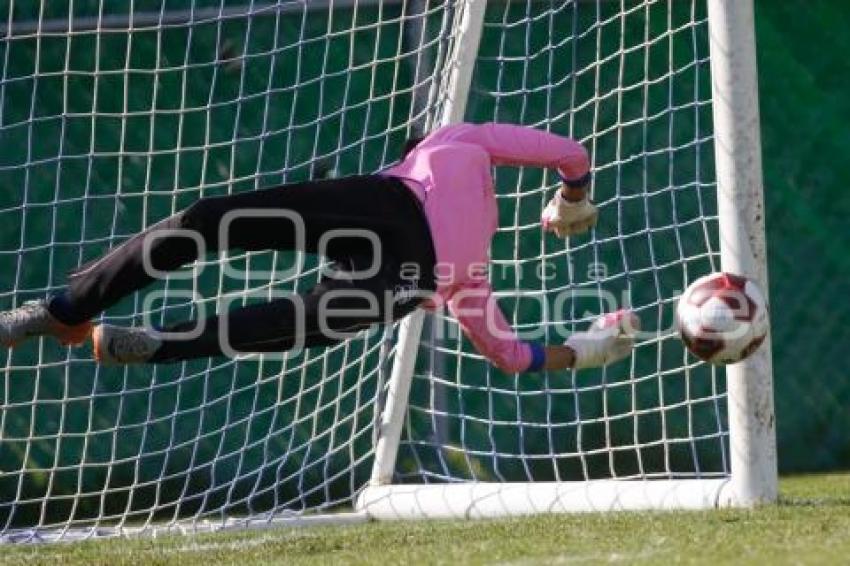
top-left (1, 473), bottom-right (847, 565)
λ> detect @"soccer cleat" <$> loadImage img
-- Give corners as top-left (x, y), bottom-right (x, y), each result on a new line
top-left (92, 324), bottom-right (162, 365)
top-left (565, 309), bottom-right (640, 369)
top-left (0, 300), bottom-right (93, 348)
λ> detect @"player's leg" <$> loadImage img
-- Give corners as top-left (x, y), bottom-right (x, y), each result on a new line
top-left (54, 175), bottom-right (404, 323)
top-left (2, 199), bottom-right (236, 347)
top-left (92, 257), bottom-right (425, 364)
top-left (0, 175), bottom-right (416, 347)
top-left (91, 181), bottom-right (437, 364)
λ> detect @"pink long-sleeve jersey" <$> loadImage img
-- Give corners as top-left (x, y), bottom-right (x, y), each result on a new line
top-left (381, 122), bottom-right (590, 373)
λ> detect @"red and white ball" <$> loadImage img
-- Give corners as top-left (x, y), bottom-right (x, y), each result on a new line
top-left (676, 272), bottom-right (769, 365)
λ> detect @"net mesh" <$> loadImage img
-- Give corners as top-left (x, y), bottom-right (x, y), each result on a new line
top-left (0, 0), bottom-right (729, 541)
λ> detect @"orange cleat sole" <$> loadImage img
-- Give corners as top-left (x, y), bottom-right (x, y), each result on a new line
top-left (91, 325), bottom-right (104, 362)
top-left (50, 320), bottom-right (94, 346)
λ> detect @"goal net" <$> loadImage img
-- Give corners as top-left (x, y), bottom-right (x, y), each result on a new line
top-left (0, 0), bottom-right (773, 541)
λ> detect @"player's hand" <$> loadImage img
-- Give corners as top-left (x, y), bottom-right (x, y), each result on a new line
top-left (565, 310), bottom-right (640, 369)
top-left (541, 191), bottom-right (598, 238)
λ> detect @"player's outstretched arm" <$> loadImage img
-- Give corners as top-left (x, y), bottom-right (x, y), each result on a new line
top-left (449, 278), bottom-right (638, 373)
top-left (427, 122), bottom-right (598, 238)
top-left (433, 122), bottom-right (590, 181)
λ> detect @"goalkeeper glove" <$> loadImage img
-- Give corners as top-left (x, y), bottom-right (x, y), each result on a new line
top-left (541, 191), bottom-right (598, 238)
top-left (565, 309), bottom-right (640, 369)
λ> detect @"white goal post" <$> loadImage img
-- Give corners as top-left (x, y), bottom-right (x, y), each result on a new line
top-left (0, 0), bottom-right (775, 541)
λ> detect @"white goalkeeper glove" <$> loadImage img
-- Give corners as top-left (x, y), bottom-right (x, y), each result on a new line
top-left (565, 309), bottom-right (640, 369)
top-left (541, 191), bottom-right (598, 238)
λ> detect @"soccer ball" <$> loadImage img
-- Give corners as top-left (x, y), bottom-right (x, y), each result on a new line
top-left (676, 272), bottom-right (769, 364)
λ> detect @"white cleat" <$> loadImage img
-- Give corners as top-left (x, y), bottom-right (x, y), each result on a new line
top-left (92, 324), bottom-right (162, 365)
top-left (565, 309), bottom-right (640, 369)
top-left (0, 299), bottom-right (92, 348)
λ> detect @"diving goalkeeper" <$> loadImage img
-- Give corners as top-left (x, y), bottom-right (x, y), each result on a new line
top-left (0, 122), bottom-right (637, 371)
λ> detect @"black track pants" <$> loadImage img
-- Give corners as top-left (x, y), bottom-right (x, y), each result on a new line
top-left (49, 175), bottom-right (437, 362)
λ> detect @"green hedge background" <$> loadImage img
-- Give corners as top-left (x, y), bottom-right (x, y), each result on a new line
top-left (755, 0), bottom-right (850, 471)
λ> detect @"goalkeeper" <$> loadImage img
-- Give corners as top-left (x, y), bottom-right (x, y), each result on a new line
top-left (0, 122), bottom-right (637, 371)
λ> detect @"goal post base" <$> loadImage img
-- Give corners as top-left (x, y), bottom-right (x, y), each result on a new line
top-left (0, 511), bottom-right (369, 544)
top-left (356, 479), bottom-right (739, 520)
